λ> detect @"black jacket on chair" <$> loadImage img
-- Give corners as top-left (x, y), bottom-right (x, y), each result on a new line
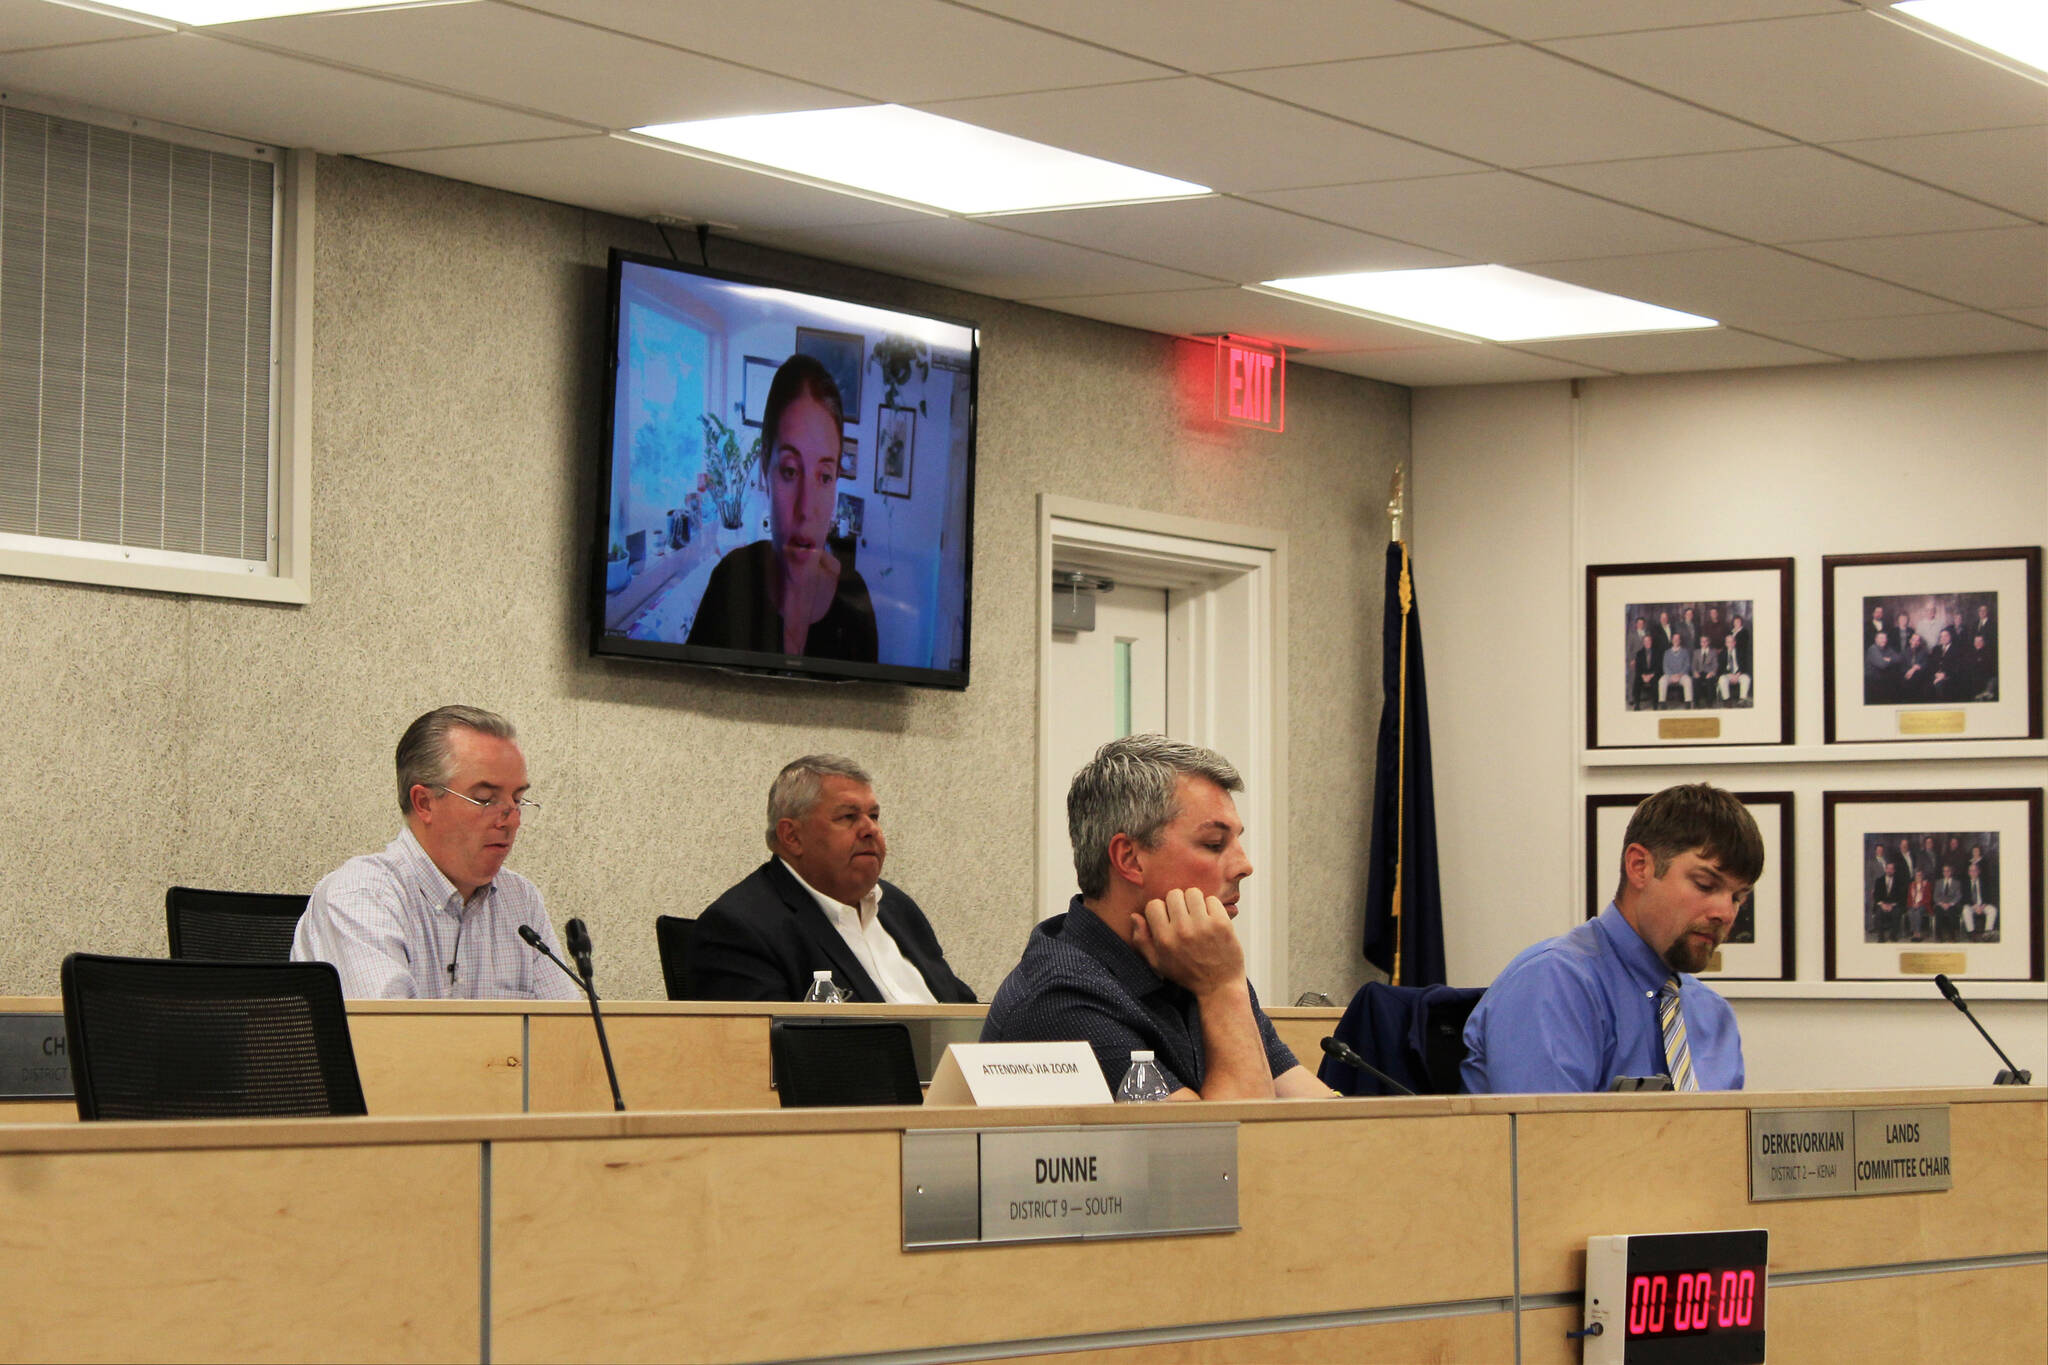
top-left (683, 858), bottom-right (976, 1003)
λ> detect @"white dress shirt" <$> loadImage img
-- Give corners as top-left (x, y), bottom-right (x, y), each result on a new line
top-left (292, 827), bottom-right (582, 1000)
top-left (779, 858), bottom-right (937, 1004)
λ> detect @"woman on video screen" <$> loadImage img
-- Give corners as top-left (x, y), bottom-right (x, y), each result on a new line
top-left (686, 354), bottom-right (878, 662)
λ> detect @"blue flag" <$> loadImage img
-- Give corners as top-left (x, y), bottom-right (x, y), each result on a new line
top-left (1363, 540), bottom-right (1446, 986)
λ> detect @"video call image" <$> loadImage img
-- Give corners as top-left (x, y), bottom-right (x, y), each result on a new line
top-left (602, 262), bottom-right (975, 673)
top-left (1621, 599), bottom-right (1754, 712)
top-left (1861, 592), bottom-right (1998, 706)
top-left (1861, 831), bottom-right (2001, 944)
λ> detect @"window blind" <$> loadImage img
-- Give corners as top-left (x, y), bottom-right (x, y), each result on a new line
top-left (0, 104), bottom-right (276, 566)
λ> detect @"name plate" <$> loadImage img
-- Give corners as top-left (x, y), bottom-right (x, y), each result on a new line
top-left (926, 1041), bottom-right (1111, 1106)
top-left (0, 1013), bottom-right (74, 1098)
top-left (1659, 716), bottom-right (1721, 741)
top-left (902, 1124), bottom-right (1238, 1249)
top-left (1898, 710), bottom-right (1965, 735)
top-left (1749, 1106), bottom-right (1950, 1201)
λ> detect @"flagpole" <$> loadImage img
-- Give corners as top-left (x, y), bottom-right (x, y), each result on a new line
top-left (1388, 467), bottom-right (1409, 986)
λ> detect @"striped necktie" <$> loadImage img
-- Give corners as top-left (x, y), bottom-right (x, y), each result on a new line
top-left (1659, 975), bottom-right (1698, 1091)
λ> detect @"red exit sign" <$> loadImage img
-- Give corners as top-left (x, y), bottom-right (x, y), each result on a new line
top-left (1214, 335), bottom-right (1284, 431)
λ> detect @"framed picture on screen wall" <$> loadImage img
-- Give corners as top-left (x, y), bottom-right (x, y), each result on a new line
top-left (1586, 792), bottom-right (1795, 981)
top-left (1822, 545), bottom-right (2042, 744)
top-left (1585, 557), bottom-right (1794, 749)
top-left (1823, 787), bottom-right (2043, 983)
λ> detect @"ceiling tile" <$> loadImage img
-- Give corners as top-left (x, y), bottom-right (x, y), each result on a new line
top-left (1225, 44), bottom-right (1787, 168)
top-left (0, 31), bottom-right (577, 152)
top-left (0, 0), bottom-right (166, 51)
top-left (218, 3), bottom-right (845, 130)
top-left (1249, 171), bottom-right (1739, 262)
top-left (1517, 328), bottom-right (1842, 372)
top-left (1526, 246), bottom-right (1955, 327)
top-left (1545, 12), bottom-right (2048, 143)
top-left (519, 0), bottom-right (1170, 103)
top-left (1305, 344), bottom-right (1610, 387)
top-left (952, 0), bottom-right (1497, 72)
top-left (1761, 311), bottom-right (2048, 361)
top-left (1025, 286), bottom-right (1451, 352)
top-left (1416, 1), bottom-right (1847, 41)
top-left (924, 78), bottom-right (1480, 194)
top-left (1827, 126), bottom-right (2048, 222)
top-left (738, 217), bottom-right (1217, 299)
top-left (1790, 227), bottom-right (2048, 312)
top-left (1535, 146), bottom-right (2025, 243)
top-left (376, 136), bottom-right (926, 231)
top-left (2001, 307), bottom-right (2048, 329)
top-left (1000, 196), bottom-right (1464, 282)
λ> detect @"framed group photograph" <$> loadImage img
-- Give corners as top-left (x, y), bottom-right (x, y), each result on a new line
top-left (1585, 557), bottom-right (1794, 749)
top-left (1822, 788), bottom-right (2042, 983)
top-left (874, 404), bottom-right (915, 498)
top-left (1586, 792), bottom-right (1795, 981)
top-left (1822, 545), bottom-right (2041, 744)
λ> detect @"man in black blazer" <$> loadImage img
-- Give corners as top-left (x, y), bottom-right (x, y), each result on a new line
top-left (683, 754), bottom-right (975, 1003)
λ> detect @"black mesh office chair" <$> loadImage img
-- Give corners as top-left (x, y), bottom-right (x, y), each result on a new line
top-left (769, 1019), bottom-right (923, 1108)
top-left (655, 914), bottom-right (698, 1001)
top-left (165, 886), bottom-right (310, 962)
top-left (60, 953), bottom-right (367, 1121)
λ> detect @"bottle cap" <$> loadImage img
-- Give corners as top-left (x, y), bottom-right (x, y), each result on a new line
top-left (1131, 1050), bottom-right (1154, 1062)
top-left (813, 970), bottom-right (834, 981)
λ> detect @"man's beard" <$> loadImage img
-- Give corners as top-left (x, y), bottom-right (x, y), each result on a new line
top-left (1662, 928), bottom-right (1722, 975)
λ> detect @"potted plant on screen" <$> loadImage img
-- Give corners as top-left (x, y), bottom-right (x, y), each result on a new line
top-left (699, 411), bottom-right (759, 535)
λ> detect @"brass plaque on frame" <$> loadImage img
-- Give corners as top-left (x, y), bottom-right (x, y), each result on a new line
top-left (1899, 952), bottom-right (1967, 975)
top-left (1659, 716), bottom-right (1721, 740)
top-left (1898, 710), bottom-right (1965, 735)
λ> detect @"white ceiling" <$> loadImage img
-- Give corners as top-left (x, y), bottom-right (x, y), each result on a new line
top-left (3, 0), bottom-right (2044, 385)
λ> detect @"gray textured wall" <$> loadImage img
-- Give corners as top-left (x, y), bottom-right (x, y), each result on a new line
top-left (0, 155), bottom-right (1405, 1002)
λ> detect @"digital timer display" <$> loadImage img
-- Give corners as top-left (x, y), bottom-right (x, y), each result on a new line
top-left (1624, 1266), bottom-right (1759, 1338)
top-left (1583, 1228), bottom-right (1767, 1364)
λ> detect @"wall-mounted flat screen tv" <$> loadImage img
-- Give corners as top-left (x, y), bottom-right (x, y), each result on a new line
top-left (593, 250), bottom-right (978, 688)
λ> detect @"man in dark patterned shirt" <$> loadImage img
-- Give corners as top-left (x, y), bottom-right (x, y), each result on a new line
top-left (982, 735), bottom-right (1330, 1100)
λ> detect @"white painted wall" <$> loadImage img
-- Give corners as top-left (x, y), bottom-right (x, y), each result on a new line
top-left (1413, 352), bottom-right (2047, 1092)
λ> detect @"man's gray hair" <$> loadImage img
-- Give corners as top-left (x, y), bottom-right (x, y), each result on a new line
top-left (396, 705), bottom-right (517, 815)
top-left (766, 754), bottom-right (874, 850)
top-left (1068, 734), bottom-right (1242, 898)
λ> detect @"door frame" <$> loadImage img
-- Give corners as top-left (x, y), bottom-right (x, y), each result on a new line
top-left (1036, 494), bottom-right (1291, 1001)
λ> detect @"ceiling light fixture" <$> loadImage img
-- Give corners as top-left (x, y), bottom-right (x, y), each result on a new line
top-left (1890, 1), bottom-right (2048, 73)
top-left (1252, 265), bottom-right (1718, 343)
top-left (85, 1), bottom-right (468, 24)
top-left (631, 106), bottom-right (1210, 216)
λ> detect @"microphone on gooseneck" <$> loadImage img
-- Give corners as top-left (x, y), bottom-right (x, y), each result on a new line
top-left (519, 922), bottom-right (626, 1111)
top-left (1933, 974), bottom-right (2032, 1085)
top-left (1320, 1035), bottom-right (1419, 1097)
top-left (566, 917), bottom-right (595, 983)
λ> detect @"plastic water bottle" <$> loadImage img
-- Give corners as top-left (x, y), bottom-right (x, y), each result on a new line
top-left (1115, 1050), bottom-right (1172, 1102)
top-left (801, 970), bottom-right (846, 1004)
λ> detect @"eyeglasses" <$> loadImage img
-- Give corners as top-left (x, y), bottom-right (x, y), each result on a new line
top-left (434, 787), bottom-right (541, 815)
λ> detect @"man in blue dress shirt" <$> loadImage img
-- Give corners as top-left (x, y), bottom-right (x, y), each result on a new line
top-left (1463, 783), bottom-right (1762, 1093)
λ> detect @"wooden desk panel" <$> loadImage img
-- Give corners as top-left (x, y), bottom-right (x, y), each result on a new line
top-left (1515, 1097), bottom-right (2048, 1295)
top-left (350, 1013), bottom-right (525, 1116)
top-left (1023, 1314), bottom-right (1517, 1363)
top-left (525, 1012), bottom-right (771, 1111)
top-left (489, 1113), bottom-right (1515, 1363)
top-left (0, 1140), bottom-right (479, 1363)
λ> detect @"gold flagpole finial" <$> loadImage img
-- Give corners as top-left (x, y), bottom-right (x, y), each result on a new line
top-left (1388, 464), bottom-right (1406, 543)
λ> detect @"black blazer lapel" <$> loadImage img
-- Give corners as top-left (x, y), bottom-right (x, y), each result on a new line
top-left (765, 859), bottom-right (883, 1002)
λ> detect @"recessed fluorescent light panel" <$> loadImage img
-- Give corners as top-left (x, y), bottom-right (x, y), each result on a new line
top-left (1257, 265), bottom-right (1718, 342)
top-left (633, 106), bottom-right (1210, 216)
top-left (1892, 1), bottom-right (2048, 72)
top-left (96, 1), bottom-right (463, 22)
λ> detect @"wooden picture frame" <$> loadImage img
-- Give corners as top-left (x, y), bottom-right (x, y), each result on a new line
top-left (1822, 787), bottom-right (2043, 983)
top-left (1585, 557), bottom-right (1794, 749)
top-left (1822, 545), bottom-right (2042, 744)
top-left (740, 355), bottom-right (777, 427)
top-left (1586, 792), bottom-right (1795, 981)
